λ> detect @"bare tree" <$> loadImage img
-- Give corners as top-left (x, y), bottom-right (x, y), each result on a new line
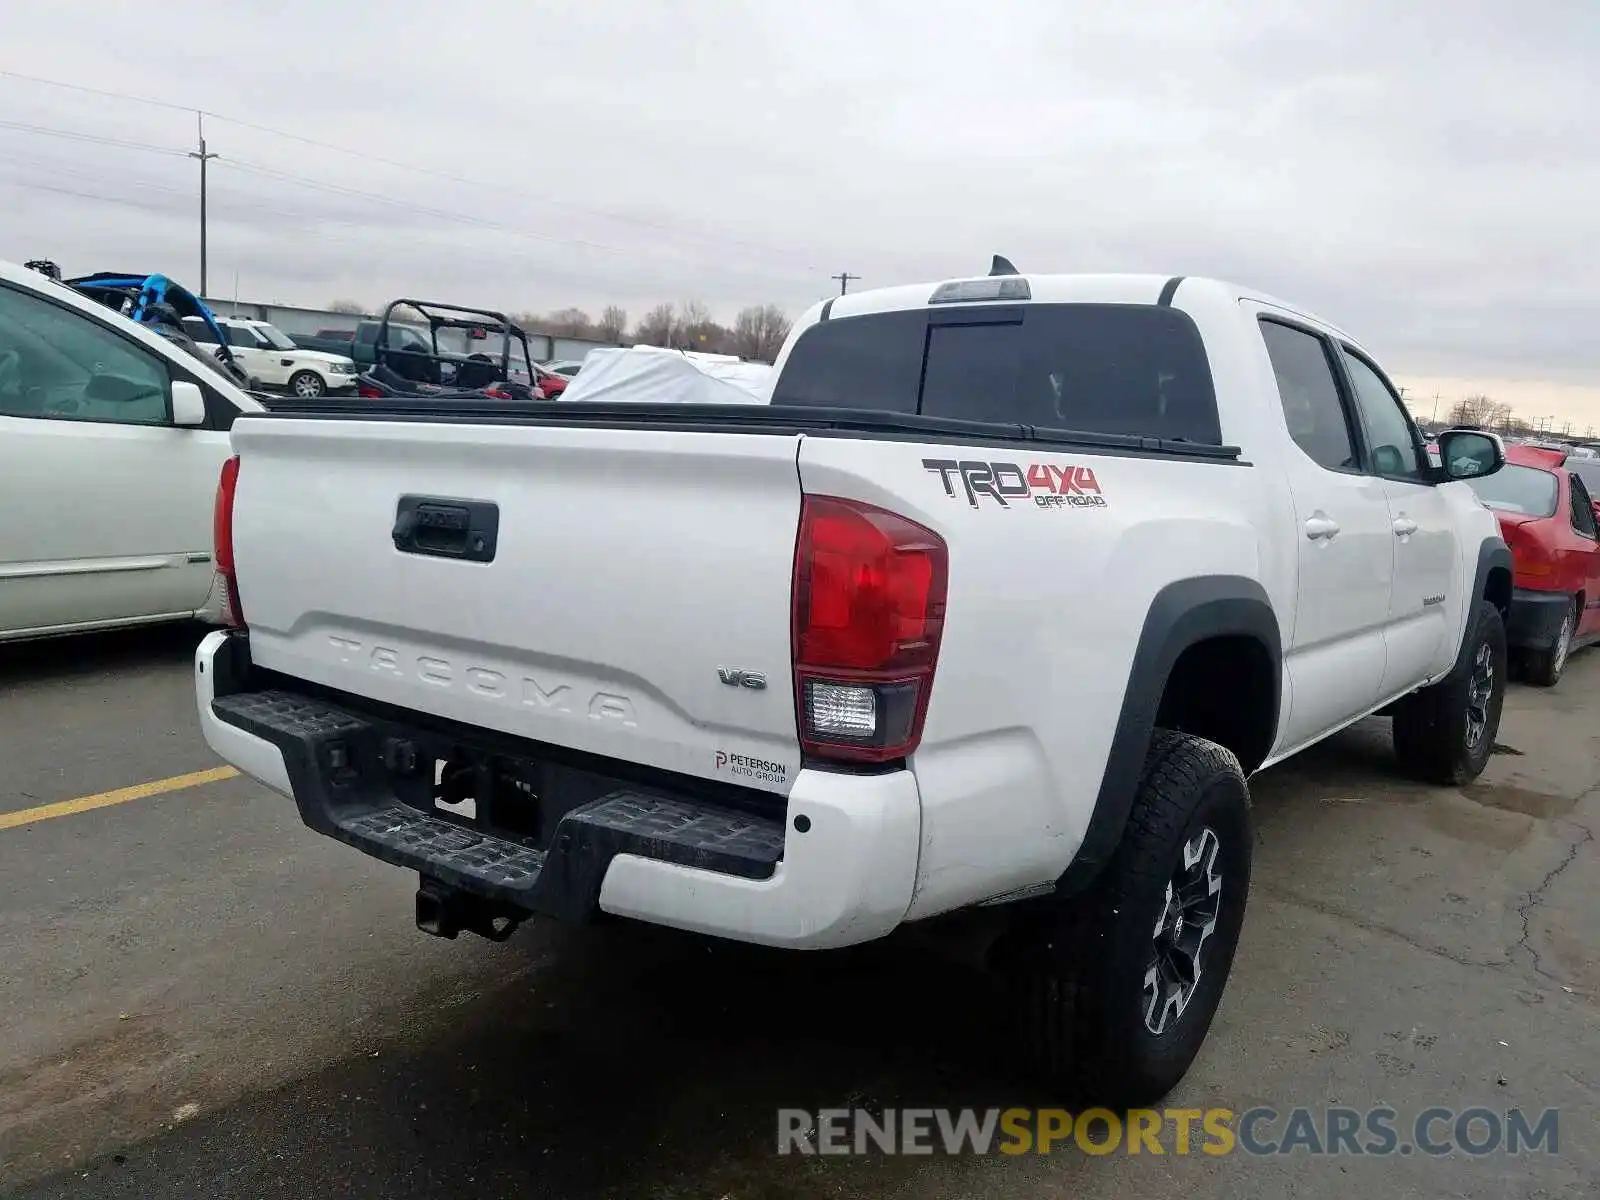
top-left (544, 307), bottom-right (594, 338)
top-left (1448, 394), bottom-right (1513, 429)
top-left (327, 299), bottom-right (366, 315)
top-left (676, 300), bottom-right (722, 352)
top-left (732, 304), bottom-right (793, 362)
top-left (635, 302), bottom-right (677, 347)
top-left (597, 305), bottom-right (628, 343)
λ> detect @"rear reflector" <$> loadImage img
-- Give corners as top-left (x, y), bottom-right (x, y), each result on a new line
top-left (213, 455), bottom-right (244, 628)
top-left (792, 496), bottom-right (947, 764)
top-left (357, 381), bottom-right (383, 398)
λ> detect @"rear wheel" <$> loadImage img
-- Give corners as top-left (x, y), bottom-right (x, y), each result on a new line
top-left (1393, 599), bottom-right (1507, 784)
top-left (1524, 597), bottom-right (1575, 687)
top-left (289, 370), bottom-right (326, 398)
top-left (1003, 730), bottom-right (1252, 1108)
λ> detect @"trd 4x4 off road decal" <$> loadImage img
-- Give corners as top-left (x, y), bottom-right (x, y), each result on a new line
top-left (922, 459), bottom-right (1107, 510)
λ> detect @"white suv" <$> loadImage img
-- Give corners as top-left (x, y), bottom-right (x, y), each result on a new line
top-left (182, 317), bottom-right (359, 397)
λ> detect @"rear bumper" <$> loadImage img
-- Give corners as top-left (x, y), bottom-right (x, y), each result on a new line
top-left (1506, 587), bottom-right (1570, 651)
top-left (193, 631), bottom-right (920, 949)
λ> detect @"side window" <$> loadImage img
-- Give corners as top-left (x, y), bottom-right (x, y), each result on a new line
top-left (184, 319), bottom-right (220, 345)
top-left (1570, 473), bottom-right (1598, 538)
top-left (224, 326), bottom-right (264, 349)
top-left (0, 284), bottom-right (171, 426)
top-left (1259, 319), bottom-right (1358, 472)
top-left (1341, 349), bottom-right (1426, 482)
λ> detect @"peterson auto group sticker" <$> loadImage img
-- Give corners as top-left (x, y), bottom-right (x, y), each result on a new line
top-left (922, 458), bottom-right (1107, 510)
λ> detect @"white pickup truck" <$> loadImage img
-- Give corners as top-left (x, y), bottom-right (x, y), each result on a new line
top-left (195, 269), bottom-right (1513, 1105)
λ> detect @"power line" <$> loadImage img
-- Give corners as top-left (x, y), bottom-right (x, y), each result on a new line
top-left (217, 158), bottom-right (657, 257)
top-left (0, 71), bottom-right (859, 298)
top-left (1, 179), bottom-right (167, 209)
top-left (0, 68), bottom-right (825, 270)
top-left (0, 142), bottom-right (821, 290)
top-left (1, 164), bottom-right (824, 294)
top-left (0, 118), bottom-right (187, 157)
top-left (0, 69), bottom-right (197, 114)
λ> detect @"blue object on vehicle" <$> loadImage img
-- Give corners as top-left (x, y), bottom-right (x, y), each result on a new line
top-left (62, 270), bottom-right (250, 388)
top-left (65, 271), bottom-right (230, 348)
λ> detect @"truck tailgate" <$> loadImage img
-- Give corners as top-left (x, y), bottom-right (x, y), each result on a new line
top-left (228, 417), bottom-right (804, 793)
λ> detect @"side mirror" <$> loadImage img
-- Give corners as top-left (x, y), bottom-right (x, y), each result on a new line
top-left (171, 380), bottom-right (207, 427)
top-left (1591, 499), bottom-right (1600, 521)
top-left (1436, 429), bottom-right (1504, 481)
top-left (1372, 445), bottom-right (1405, 476)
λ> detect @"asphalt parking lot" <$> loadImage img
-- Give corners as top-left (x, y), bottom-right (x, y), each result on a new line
top-left (0, 626), bottom-right (1596, 1199)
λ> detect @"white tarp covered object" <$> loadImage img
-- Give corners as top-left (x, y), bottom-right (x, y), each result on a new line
top-left (557, 345), bottom-right (773, 405)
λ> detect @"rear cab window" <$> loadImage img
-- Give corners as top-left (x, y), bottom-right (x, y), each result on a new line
top-left (770, 303), bottom-right (1221, 444)
top-left (1467, 464), bottom-right (1558, 517)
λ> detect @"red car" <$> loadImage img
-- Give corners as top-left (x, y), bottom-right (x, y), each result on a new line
top-left (1466, 444), bottom-right (1600, 684)
top-left (534, 365), bottom-right (568, 397)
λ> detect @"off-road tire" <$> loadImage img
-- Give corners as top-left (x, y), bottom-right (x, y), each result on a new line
top-left (1392, 598), bottom-right (1507, 784)
top-left (1522, 597), bottom-right (1576, 688)
top-left (1003, 729), bottom-right (1253, 1109)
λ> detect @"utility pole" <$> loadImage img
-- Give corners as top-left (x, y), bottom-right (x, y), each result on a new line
top-left (188, 112), bottom-right (219, 296)
top-left (830, 271), bottom-right (859, 296)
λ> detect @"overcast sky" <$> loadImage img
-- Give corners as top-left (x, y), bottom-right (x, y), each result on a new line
top-left (3, 0), bottom-right (1598, 423)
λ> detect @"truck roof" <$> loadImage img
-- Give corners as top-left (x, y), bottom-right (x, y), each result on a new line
top-left (817, 272), bottom-right (1357, 344)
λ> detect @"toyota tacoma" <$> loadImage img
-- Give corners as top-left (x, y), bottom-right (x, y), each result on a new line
top-left (194, 266), bottom-right (1512, 1105)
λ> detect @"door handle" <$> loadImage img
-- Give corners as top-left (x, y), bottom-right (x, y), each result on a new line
top-left (393, 495), bottom-right (499, 562)
top-left (1393, 516), bottom-right (1419, 537)
top-left (1304, 515), bottom-right (1341, 541)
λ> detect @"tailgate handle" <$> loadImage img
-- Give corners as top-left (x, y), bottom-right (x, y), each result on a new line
top-left (393, 495), bottom-right (499, 563)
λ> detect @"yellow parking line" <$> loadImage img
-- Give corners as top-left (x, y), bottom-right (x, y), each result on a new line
top-left (0, 766), bottom-right (240, 832)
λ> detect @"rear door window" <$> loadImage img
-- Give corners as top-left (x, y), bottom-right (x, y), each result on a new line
top-left (771, 303), bottom-right (1221, 443)
top-left (1570, 472), bottom-right (1598, 538)
top-left (1259, 320), bottom-right (1360, 472)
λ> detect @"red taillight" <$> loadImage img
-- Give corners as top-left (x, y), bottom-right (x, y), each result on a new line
top-left (213, 455), bottom-right (244, 628)
top-left (792, 495), bottom-right (947, 763)
top-left (357, 381), bottom-right (383, 398)
top-left (1500, 518), bottom-right (1554, 579)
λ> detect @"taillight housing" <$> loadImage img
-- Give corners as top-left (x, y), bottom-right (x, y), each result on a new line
top-left (791, 495), bottom-right (948, 764)
top-left (357, 381), bottom-right (383, 399)
top-left (213, 455), bottom-right (244, 628)
top-left (1500, 519), bottom-right (1554, 582)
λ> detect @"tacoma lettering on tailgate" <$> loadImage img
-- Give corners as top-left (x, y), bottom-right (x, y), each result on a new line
top-left (325, 636), bottom-right (638, 726)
